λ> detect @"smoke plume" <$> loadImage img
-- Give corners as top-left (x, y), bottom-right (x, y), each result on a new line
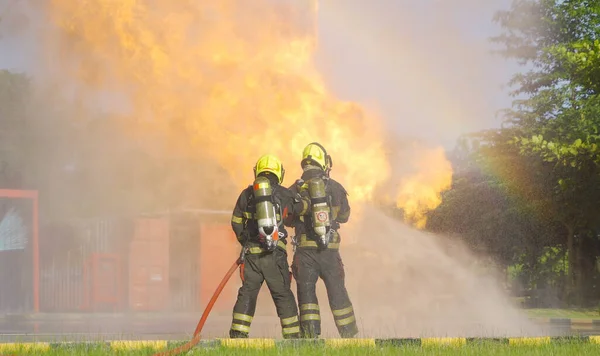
top-left (0, 0), bottom-right (541, 339)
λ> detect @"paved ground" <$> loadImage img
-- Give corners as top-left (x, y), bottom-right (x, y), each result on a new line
top-left (1, 313), bottom-right (599, 343)
top-left (0, 314), bottom-right (280, 342)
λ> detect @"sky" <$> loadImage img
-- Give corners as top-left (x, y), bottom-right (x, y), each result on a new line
top-left (314, 0), bottom-right (519, 148)
top-left (0, 0), bottom-right (519, 150)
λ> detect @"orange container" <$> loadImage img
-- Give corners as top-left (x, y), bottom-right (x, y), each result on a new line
top-left (197, 223), bottom-right (239, 314)
top-left (128, 218), bottom-right (170, 311)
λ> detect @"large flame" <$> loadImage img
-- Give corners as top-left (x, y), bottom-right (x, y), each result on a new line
top-left (39, 0), bottom-right (452, 225)
top-left (44, 0), bottom-right (389, 203)
top-left (395, 146), bottom-right (453, 229)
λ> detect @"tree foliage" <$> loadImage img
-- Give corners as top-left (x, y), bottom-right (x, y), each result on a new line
top-left (427, 0), bottom-right (600, 307)
top-left (492, 0), bottom-right (600, 168)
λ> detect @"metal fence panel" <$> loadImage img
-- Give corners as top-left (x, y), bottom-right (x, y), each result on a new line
top-left (39, 217), bottom-right (130, 312)
top-left (0, 196), bottom-right (34, 313)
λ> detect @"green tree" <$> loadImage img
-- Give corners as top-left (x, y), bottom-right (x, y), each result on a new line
top-left (428, 131), bottom-right (563, 276)
top-left (492, 0), bottom-right (600, 166)
top-left (492, 0), bottom-right (600, 304)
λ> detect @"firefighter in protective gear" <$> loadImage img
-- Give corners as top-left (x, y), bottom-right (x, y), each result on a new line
top-left (287, 142), bottom-right (358, 339)
top-left (229, 154), bottom-right (310, 339)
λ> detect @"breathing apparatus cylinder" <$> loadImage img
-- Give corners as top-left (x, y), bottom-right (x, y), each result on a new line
top-left (253, 175), bottom-right (279, 251)
top-left (307, 177), bottom-right (332, 248)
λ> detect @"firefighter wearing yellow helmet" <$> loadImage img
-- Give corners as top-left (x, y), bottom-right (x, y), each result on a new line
top-left (286, 142), bottom-right (358, 339)
top-left (229, 154), bottom-right (310, 339)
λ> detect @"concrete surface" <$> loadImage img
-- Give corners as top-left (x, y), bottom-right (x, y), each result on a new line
top-left (1, 313), bottom-right (600, 343)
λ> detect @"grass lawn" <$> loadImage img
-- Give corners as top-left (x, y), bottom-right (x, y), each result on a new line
top-left (525, 308), bottom-right (600, 319)
top-left (2, 342), bottom-right (600, 356)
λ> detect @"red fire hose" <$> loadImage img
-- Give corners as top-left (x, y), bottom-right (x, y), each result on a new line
top-left (152, 248), bottom-right (246, 356)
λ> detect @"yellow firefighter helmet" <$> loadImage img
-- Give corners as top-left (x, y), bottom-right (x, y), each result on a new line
top-left (301, 142), bottom-right (332, 172)
top-left (254, 154), bottom-right (285, 184)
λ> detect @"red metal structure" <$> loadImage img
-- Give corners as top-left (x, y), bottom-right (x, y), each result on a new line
top-left (198, 223), bottom-right (239, 314)
top-left (129, 218), bottom-right (170, 311)
top-left (82, 253), bottom-right (123, 311)
top-left (0, 189), bottom-right (39, 313)
top-left (0, 199), bottom-right (241, 314)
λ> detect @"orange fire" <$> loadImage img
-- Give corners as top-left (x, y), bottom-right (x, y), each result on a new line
top-left (44, 0), bottom-right (389, 202)
top-left (395, 146), bottom-right (453, 229)
top-left (42, 0), bottom-right (452, 225)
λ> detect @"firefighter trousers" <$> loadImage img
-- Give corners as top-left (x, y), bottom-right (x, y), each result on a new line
top-left (229, 247), bottom-right (300, 339)
top-left (291, 248), bottom-right (358, 338)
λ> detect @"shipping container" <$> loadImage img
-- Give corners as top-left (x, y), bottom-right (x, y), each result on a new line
top-left (128, 218), bottom-right (170, 311)
top-left (197, 223), bottom-right (239, 315)
top-left (82, 253), bottom-right (122, 312)
top-left (168, 214), bottom-right (200, 311)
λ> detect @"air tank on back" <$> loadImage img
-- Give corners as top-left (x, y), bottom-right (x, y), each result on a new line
top-left (307, 177), bottom-right (331, 248)
top-left (253, 175), bottom-right (279, 251)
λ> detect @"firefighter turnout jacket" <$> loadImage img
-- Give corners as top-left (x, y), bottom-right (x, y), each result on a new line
top-left (229, 173), bottom-right (309, 339)
top-left (288, 165), bottom-right (359, 338)
top-left (287, 165), bottom-right (350, 249)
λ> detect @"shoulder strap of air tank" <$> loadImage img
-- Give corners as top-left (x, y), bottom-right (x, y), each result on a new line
top-left (265, 188), bottom-right (283, 227)
top-left (245, 186), bottom-right (254, 209)
top-left (323, 176), bottom-right (333, 194)
top-left (271, 188), bottom-right (282, 207)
